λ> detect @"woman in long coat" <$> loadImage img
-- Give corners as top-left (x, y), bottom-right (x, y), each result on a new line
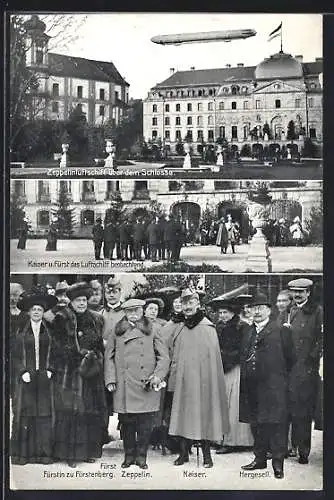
top-left (216, 217), bottom-right (229, 253)
top-left (45, 221), bottom-right (58, 251)
top-left (11, 287), bottom-right (58, 465)
top-left (214, 300), bottom-right (254, 453)
top-left (17, 220), bottom-right (29, 250)
top-left (51, 282), bottom-right (107, 468)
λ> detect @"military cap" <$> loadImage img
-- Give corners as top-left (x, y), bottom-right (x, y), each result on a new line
top-left (55, 281), bottom-right (69, 294)
top-left (180, 288), bottom-right (199, 301)
top-left (106, 276), bottom-right (121, 288)
top-left (249, 291), bottom-right (272, 307)
top-left (288, 278), bottom-right (313, 290)
top-left (67, 282), bottom-right (93, 301)
top-left (121, 298), bottom-right (146, 310)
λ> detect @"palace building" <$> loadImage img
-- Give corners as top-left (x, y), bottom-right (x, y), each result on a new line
top-left (11, 179), bottom-right (322, 238)
top-left (23, 15), bottom-right (129, 126)
top-left (143, 51), bottom-right (322, 155)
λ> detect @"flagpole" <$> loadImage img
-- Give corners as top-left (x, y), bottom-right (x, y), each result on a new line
top-left (280, 22), bottom-right (283, 53)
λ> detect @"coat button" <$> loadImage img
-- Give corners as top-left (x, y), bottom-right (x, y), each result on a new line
top-left (140, 366), bottom-right (144, 369)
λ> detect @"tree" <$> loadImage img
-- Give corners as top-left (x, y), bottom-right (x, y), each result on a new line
top-left (302, 138), bottom-right (317, 158)
top-left (109, 99), bottom-right (143, 156)
top-left (104, 191), bottom-right (125, 224)
top-left (304, 206), bottom-right (323, 244)
top-left (65, 105), bottom-right (89, 161)
top-left (263, 122), bottom-right (271, 139)
top-left (175, 141), bottom-right (184, 155)
top-left (247, 181), bottom-right (272, 205)
top-left (10, 190), bottom-right (30, 238)
top-left (51, 181), bottom-right (76, 237)
top-left (148, 200), bottom-right (165, 219)
top-left (287, 120), bottom-right (296, 140)
top-left (10, 14), bottom-right (87, 152)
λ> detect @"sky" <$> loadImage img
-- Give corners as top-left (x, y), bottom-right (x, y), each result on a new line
top-left (45, 13), bottom-right (322, 99)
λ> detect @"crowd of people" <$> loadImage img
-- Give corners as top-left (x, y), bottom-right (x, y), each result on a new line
top-left (262, 216), bottom-right (307, 247)
top-left (10, 275), bottom-right (323, 479)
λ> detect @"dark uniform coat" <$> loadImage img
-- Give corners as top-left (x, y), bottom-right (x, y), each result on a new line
top-left (288, 301), bottom-right (323, 418)
top-left (104, 317), bottom-right (169, 414)
top-left (147, 222), bottom-right (160, 245)
top-left (104, 222), bottom-right (118, 245)
top-left (92, 223), bottom-right (104, 242)
top-left (239, 319), bottom-right (296, 424)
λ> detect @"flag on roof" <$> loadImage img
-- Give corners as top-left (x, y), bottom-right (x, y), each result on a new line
top-left (268, 22), bottom-right (282, 42)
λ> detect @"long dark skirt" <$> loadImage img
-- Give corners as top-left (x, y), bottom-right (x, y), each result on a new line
top-left (17, 235), bottom-right (27, 250)
top-left (53, 412), bottom-right (105, 461)
top-left (11, 416), bottom-right (53, 463)
top-left (45, 238), bottom-right (57, 251)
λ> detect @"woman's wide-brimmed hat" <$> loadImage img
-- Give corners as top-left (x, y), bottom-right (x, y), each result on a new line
top-left (144, 297), bottom-right (165, 315)
top-left (209, 283), bottom-right (253, 311)
top-left (17, 286), bottom-right (58, 312)
top-left (66, 282), bottom-right (93, 301)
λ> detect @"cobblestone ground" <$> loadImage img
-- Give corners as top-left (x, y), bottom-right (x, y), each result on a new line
top-left (10, 240), bottom-right (323, 274)
top-left (10, 415), bottom-right (323, 491)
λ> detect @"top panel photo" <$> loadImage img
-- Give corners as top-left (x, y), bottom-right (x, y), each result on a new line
top-left (9, 13), bottom-right (322, 180)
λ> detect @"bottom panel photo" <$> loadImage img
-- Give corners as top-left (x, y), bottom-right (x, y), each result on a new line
top-left (9, 273), bottom-right (323, 491)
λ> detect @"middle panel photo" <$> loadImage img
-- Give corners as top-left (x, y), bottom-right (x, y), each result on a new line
top-left (10, 178), bottom-right (322, 274)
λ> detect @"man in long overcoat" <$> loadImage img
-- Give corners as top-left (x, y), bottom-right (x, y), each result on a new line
top-left (168, 288), bottom-right (230, 468)
top-left (119, 220), bottom-right (132, 261)
top-left (103, 220), bottom-right (118, 260)
top-left (133, 218), bottom-right (147, 261)
top-left (146, 217), bottom-right (160, 262)
top-left (104, 299), bottom-right (169, 469)
top-left (92, 218), bottom-right (104, 260)
top-left (287, 278), bottom-right (323, 464)
top-left (239, 291), bottom-right (296, 479)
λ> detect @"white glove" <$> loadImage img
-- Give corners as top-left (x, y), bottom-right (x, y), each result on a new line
top-left (22, 372), bottom-right (31, 383)
top-left (107, 383), bottom-right (116, 392)
top-left (46, 370), bottom-right (52, 379)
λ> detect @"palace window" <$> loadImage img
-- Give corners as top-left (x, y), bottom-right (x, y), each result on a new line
top-left (176, 116), bottom-right (181, 125)
top-left (208, 130), bottom-right (214, 141)
top-left (52, 83), bottom-right (59, 97)
top-left (187, 116), bottom-right (192, 126)
top-left (198, 90), bottom-right (203, 97)
top-left (152, 117), bottom-right (158, 126)
top-left (175, 130), bottom-right (181, 140)
top-left (186, 130), bottom-right (193, 141)
top-left (77, 86), bottom-right (83, 98)
top-left (243, 101), bottom-right (249, 110)
top-left (256, 114), bottom-right (261, 122)
top-left (152, 104), bottom-right (157, 112)
top-left (232, 126), bottom-right (238, 139)
top-left (52, 101), bottom-right (59, 113)
top-left (165, 130), bottom-right (170, 139)
top-left (165, 117), bottom-right (170, 126)
top-left (219, 126), bottom-right (225, 138)
top-left (176, 103), bottom-right (181, 112)
top-left (309, 127), bottom-right (317, 138)
top-left (208, 115), bottom-right (213, 125)
top-left (36, 46), bottom-right (44, 65)
top-left (256, 100), bottom-right (261, 109)
top-left (99, 105), bottom-right (105, 116)
top-left (308, 97), bottom-right (314, 107)
top-left (152, 130), bottom-right (158, 138)
top-left (209, 89), bottom-right (213, 96)
top-left (208, 102), bottom-right (214, 111)
top-left (231, 101), bottom-right (237, 110)
top-left (295, 98), bottom-right (301, 108)
top-left (219, 101), bottom-right (224, 110)
top-left (197, 103), bottom-right (202, 111)
top-left (197, 116), bottom-right (203, 127)
top-left (99, 88), bottom-right (105, 100)
top-left (37, 210), bottom-right (50, 226)
top-left (165, 104), bottom-right (170, 112)
top-left (197, 130), bottom-right (203, 140)
top-left (275, 99), bottom-right (281, 108)
top-left (187, 103), bottom-right (192, 112)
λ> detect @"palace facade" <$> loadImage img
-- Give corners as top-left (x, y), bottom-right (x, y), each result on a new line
top-left (11, 179), bottom-right (322, 237)
top-left (143, 51), bottom-right (322, 155)
top-left (23, 15), bottom-right (129, 126)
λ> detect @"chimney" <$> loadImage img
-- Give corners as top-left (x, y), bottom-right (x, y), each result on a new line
top-left (190, 66), bottom-right (195, 70)
top-left (169, 67), bottom-right (175, 75)
top-left (237, 63), bottom-right (244, 67)
top-left (295, 55), bottom-right (303, 62)
top-left (226, 64), bottom-right (231, 68)
top-left (315, 57), bottom-right (323, 62)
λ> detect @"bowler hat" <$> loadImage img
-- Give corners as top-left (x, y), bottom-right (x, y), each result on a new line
top-left (121, 298), bottom-right (146, 310)
top-left (67, 282), bottom-right (93, 301)
top-left (18, 286), bottom-right (58, 312)
top-left (288, 278), bottom-right (313, 290)
top-left (55, 281), bottom-right (69, 295)
top-left (250, 291), bottom-right (272, 307)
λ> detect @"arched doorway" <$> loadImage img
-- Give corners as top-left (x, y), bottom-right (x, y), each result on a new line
top-left (269, 143), bottom-right (281, 156)
top-left (252, 143), bottom-right (264, 157)
top-left (172, 202), bottom-right (201, 243)
top-left (217, 202), bottom-right (250, 242)
top-left (268, 200), bottom-right (302, 223)
top-left (271, 116), bottom-right (283, 140)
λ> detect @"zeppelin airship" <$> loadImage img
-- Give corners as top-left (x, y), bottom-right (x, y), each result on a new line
top-left (151, 29), bottom-right (256, 45)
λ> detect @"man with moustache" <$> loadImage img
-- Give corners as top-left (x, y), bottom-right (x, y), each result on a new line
top-left (240, 292), bottom-right (296, 479)
top-left (168, 288), bottom-right (230, 468)
top-left (286, 278), bottom-right (323, 465)
top-left (101, 276), bottom-right (125, 346)
top-left (104, 299), bottom-right (169, 469)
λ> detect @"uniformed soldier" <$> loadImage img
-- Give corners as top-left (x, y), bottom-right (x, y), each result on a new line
top-left (286, 278), bottom-right (323, 464)
top-left (104, 299), bottom-right (169, 469)
top-left (103, 219), bottom-right (118, 260)
top-left (92, 218), bottom-right (104, 260)
top-left (146, 217), bottom-right (160, 262)
top-left (101, 276), bottom-right (125, 345)
top-left (133, 218), bottom-right (147, 261)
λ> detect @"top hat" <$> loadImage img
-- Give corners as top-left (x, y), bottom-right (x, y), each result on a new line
top-left (66, 282), bottom-right (93, 301)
